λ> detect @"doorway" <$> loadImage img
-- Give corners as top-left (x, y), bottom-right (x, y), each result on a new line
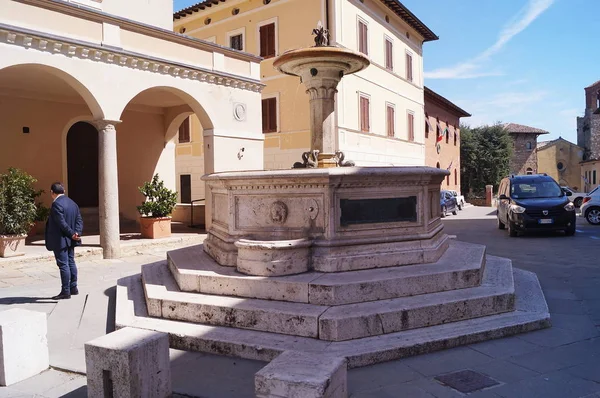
top-left (67, 121), bottom-right (99, 208)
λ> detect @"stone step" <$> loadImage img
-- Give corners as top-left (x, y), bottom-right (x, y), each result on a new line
top-left (167, 240), bottom-right (486, 305)
top-left (318, 256), bottom-right (515, 341)
top-left (141, 262), bottom-right (328, 338)
top-left (116, 267), bottom-right (550, 369)
top-left (144, 254), bottom-right (512, 341)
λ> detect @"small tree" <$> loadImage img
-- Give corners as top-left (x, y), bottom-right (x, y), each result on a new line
top-left (461, 123), bottom-right (512, 197)
top-left (137, 174), bottom-right (178, 218)
top-left (0, 168), bottom-right (39, 235)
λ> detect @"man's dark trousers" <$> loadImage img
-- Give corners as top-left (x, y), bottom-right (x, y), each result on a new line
top-left (53, 247), bottom-right (77, 295)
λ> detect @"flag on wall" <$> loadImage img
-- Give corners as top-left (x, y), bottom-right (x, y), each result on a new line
top-left (447, 160), bottom-right (454, 171)
top-left (436, 127), bottom-right (446, 143)
top-left (583, 175), bottom-right (590, 184)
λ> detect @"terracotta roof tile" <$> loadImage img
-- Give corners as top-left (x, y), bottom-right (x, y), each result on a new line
top-left (502, 123), bottom-right (549, 135)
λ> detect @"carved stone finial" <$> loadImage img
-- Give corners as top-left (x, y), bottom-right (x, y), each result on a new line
top-left (312, 21), bottom-right (329, 47)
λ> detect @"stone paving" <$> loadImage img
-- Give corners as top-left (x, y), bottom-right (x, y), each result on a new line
top-left (0, 206), bottom-right (599, 397)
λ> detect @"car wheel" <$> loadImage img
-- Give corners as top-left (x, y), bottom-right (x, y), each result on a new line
top-left (574, 197), bottom-right (583, 208)
top-left (498, 217), bottom-right (506, 230)
top-left (441, 206), bottom-right (447, 218)
top-left (585, 207), bottom-right (600, 225)
top-left (565, 224), bottom-right (576, 236)
top-left (508, 221), bottom-right (518, 237)
top-left (452, 209), bottom-right (458, 216)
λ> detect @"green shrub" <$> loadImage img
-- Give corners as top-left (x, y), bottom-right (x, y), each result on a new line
top-left (137, 174), bottom-right (178, 218)
top-left (0, 168), bottom-right (39, 235)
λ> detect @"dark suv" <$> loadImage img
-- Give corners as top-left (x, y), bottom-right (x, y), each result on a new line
top-left (497, 174), bottom-right (576, 237)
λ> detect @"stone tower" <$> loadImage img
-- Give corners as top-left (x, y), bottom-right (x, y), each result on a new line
top-left (576, 79), bottom-right (600, 161)
top-left (503, 123), bottom-right (549, 175)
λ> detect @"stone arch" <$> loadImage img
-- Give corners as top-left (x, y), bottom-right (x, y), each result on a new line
top-left (0, 63), bottom-right (105, 119)
top-left (116, 86), bottom-right (214, 130)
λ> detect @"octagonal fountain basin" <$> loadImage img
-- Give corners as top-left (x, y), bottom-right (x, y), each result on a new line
top-left (234, 238), bottom-right (312, 277)
top-left (273, 46), bottom-right (370, 79)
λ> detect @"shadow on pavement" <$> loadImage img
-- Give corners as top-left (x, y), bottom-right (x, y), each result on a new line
top-left (60, 385), bottom-right (87, 397)
top-left (104, 285), bottom-right (116, 334)
top-left (0, 297), bottom-right (58, 304)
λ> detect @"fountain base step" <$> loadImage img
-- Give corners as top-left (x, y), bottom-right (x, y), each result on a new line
top-left (142, 251), bottom-right (515, 341)
top-left (168, 240), bottom-right (486, 305)
top-left (116, 266), bottom-right (549, 368)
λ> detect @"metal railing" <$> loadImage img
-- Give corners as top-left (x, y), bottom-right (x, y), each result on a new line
top-left (189, 198), bottom-right (205, 228)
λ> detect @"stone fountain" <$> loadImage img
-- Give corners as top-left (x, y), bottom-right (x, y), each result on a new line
top-left (115, 25), bottom-right (550, 377)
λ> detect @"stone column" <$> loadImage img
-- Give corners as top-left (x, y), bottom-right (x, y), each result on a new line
top-left (93, 120), bottom-right (121, 259)
top-left (485, 185), bottom-right (494, 207)
top-left (303, 70), bottom-right (341, 168)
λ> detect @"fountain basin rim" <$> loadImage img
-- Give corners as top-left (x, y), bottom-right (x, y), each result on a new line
top-left (235, 238), bottom-right (313, 250)
top-left (202, 166), bottom-right (449, 181)
top-left (273, 46), bottom-right (370, 76)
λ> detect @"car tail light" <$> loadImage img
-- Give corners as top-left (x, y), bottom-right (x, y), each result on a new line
top-left (583, 197), bottom-right (591, 205)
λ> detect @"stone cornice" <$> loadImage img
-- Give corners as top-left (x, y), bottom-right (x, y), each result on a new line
top-left (13, 0), bottom-right (262, 64)
top-left (0, 23), bottom-right (264, 93)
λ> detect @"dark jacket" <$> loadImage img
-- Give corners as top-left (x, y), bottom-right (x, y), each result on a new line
top-left (45, 195), bottom-right (83, 251)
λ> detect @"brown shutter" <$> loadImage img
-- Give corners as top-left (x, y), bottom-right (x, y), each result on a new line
top-left (387, 106), bottom-right (394, 137)
top-left (178, 117), bottom-right (190, 143)
top-left (262, 98), bottom-right (277, 133)
top-left (359, 22), bottom-right (368, 55)
top-left (425, 114), bottom-right (429, 139)
top-left (260, 24), bottom-right (276, 58)
top-left (385, 39), bottom-right (393, 70)
top-left (261, 99), bottom-right (268, 133)
top-left (260, 25), bottom-right (267, 57)
top-left (406, 53), bottom-right (413, 81)
top-left (360, 97), bottom-right (370, 132)
top-left (454, 169), bottom-right (458, 185)
top-left (408, 113), bottom-right (414, 141)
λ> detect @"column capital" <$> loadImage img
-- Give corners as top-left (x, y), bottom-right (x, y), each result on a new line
top-left (92, 119), bottom-right (121, 132)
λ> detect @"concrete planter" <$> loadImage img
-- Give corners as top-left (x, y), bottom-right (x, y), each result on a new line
top-left (0, 235), bottom-right (27, 258)
top-left (140, 217), bottom-right (172, 239)
top-left (235, 238), bottom-right (312, 276)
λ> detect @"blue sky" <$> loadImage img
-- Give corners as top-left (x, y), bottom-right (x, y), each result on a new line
top-left (174, 0), bottom-right (598, 143)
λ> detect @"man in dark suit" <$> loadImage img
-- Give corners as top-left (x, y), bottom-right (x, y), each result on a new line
top-left (45, 182), bottom-right (83, 300)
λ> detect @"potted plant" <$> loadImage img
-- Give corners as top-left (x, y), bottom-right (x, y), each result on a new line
top-left (137, 174), bottom-right (178, 239)
top-left (0, 168), bottom-right (39, 257)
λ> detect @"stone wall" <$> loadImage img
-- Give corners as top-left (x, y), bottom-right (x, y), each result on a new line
top-left (590, 114), bottom-right (600, 160)
top-left (510, 133), bottom-right (539, 175)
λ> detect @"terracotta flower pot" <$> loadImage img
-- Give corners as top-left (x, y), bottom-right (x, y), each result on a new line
top-left (0, 235), bottom-right (27, 257)
top-left (140, 217), bottom-right (172, 239)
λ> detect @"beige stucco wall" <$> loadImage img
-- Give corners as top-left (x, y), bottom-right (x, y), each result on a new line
top-left (537, 141), bottom-right (584, 191)
top-left (581, 160), bottom-right (600, 192)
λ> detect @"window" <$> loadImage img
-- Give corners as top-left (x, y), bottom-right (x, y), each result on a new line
top-left (454, 129), bottom-right (457, 146)
top-left (594, 170), bottom-right (597, 185)
top-left (259, 23), bottom-right (276, 58)
top-left (386, 104), bottom-right (395, 137)
top-left (454, 169), bottom-right (458, 185)
top-left (407, 112), bottom-right (415, 142)
top-left (358, 20), bottom-right (368, 55)
top-left (446, 126), bottom-right (449, 144)
top-left (425, 114), bottom-right (430, 139)
top-left (262, 97), bottom-right (277, 133)
top-left (405, 52), bottom-right (413, 82)
top-left (385, 37), bottom-right (393, 70)
top-left (557, 162), bottom-right (565, 171)
top-left (447, 175), bottom-right (450, 185)
top-left (436, 162), bottom-right (440, 169)
top-left (359, 95), bottom-right (370, 132)
top-left (526, 167), bottom-right (533, 175)
top-left (180, 175), bottom-right (191, 204)
top-left (178, 117), bottom-right (190, 143)
top-left (526, 141), bottom-right (532, 151)
top-left (229, 34), bottom-right (243, 51)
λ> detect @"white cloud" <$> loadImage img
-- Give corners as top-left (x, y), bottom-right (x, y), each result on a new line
top-left (425, 0), bottom-right (555, 80)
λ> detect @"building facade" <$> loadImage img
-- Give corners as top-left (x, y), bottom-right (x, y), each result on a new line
top-left (423, 87), bottom-right (470, 193)
top-left (1, 0), bottom-right (264, 258)
top-left (503, 123), bottom-right (548, 175)
top-left (577, 79), bottom-right (600, 191)
top-left (537, 138), bottom-right (584, 190)
top-left (172, 0), bottom-right (438, 180)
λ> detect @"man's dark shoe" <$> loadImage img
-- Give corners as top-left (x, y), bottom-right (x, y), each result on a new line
top-left (51, 293), bottom-right (71, 300)
top-left (71, 288), bottom-right (79, 295)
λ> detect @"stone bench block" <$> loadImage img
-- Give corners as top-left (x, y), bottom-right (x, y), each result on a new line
top-left (255, 351), bottom-right (347, 398)
top-left (85, 327), bottom-right (171, 398)
top-left (0, 309), bottom-right (49, 386)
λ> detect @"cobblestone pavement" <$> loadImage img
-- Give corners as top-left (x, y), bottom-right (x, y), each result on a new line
top-left (1, 206), bottom-right (600, 397)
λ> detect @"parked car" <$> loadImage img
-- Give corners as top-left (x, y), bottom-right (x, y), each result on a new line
top-left (496, 174), bottom-right (576, 237)
top-left (441, 190), bottom-right (459, 218)
top-left (561, 186), bottom-right (587, 208)
top-left (448, 190), bottom-right (466, 210)
top-left (580, 186), bottom-right (600, 225)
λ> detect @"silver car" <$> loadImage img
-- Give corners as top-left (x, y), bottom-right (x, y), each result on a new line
top-left (580, 186), bottom-right (600, 225)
